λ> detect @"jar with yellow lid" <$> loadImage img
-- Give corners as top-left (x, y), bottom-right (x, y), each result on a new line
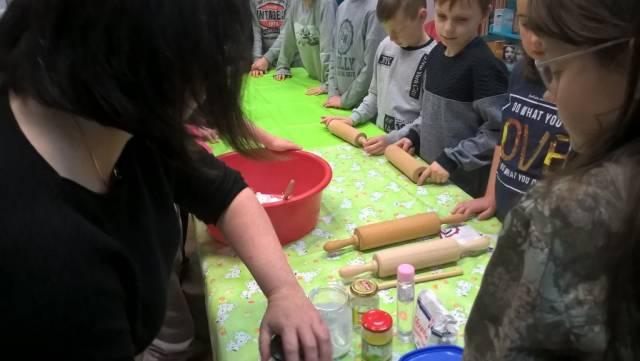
top-left (361, 309), bottom-right (393, 361)
top-left (349, 279), bottom-right (379, 329)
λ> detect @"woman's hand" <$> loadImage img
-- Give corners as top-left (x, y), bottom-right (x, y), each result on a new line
top-left (259, 285), bottom-right (332, 361)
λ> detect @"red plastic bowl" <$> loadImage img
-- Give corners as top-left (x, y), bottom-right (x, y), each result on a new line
top-left (208, 150), bottom-right (333, 245)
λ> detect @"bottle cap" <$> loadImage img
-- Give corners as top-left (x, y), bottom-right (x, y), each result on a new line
top-left (397, 264), bottom-right (415, 284)
top-left (350, 279), bottom-right (378, 297)
top-left (362, 310), bottom-right (393, 332)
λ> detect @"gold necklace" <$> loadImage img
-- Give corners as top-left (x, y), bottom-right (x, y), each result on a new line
top-left (72, 117), bottom-right (109, 188)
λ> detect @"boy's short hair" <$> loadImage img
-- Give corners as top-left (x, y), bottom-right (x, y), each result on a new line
top-left (377, 0), bottom-right (427, 22)
top-left (435, 0), bottom-right (492, 15)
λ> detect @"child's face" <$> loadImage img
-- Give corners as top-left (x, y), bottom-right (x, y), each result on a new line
top-left (539, 38), bottom-right (628, 152)
top-left (435, 0), bottom-right (486, 55)
top-left (383, 8), bottom-right (428, 48)
top-left (516, 0), bottom-right (544, 59)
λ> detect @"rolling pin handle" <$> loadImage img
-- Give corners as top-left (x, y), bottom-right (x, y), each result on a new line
top-left (339, 261), bottom-right (378, 279)
top-left (323, 236), bottom-right (358, 252)
top-left (439, 213), bottom-right (468, 225)
top-left (459, 237), bottom-right (492, 256)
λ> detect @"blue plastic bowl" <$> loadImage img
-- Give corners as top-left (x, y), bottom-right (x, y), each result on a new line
top-left (399, 346), bottom-right (464, 361)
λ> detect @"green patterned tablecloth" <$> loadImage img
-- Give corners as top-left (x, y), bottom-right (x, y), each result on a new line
top-left (200, 70), bottom-right (501, 360)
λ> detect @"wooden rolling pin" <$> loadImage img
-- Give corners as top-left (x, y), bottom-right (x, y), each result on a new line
top-left (384, 144), bottom-right (428, 183)
top-left (327, 120), bottom-right (367, 147)
top-left (376, 267), bottom-right (464, 290)
top-left (339, 236), bottom-right (490, 279)
top-left (323, 212), bottom-right (466, 252)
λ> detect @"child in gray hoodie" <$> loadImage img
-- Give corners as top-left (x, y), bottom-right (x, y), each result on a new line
top-left (324, 0), bottom-right (386, 109)
top-left (274, 0), bottom-right (337, 95)
top-left (250, 0), bottom-right (292, 77)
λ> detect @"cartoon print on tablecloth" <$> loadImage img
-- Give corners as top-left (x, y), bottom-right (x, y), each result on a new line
top-left (226, 332), bottom-right (252, 352)
top-left (472, 264), bottom-right (486, 275)
top-left (394, 200), bottom-right (416, 210)
top-left (340, 199), bottom-right (353, 209)
top-left (416, 187), bottom-right (429, 196)
top-left (378, 289), bottom-right (395, 304)
top-left (437, 193), bottom-right (454, 206)
top-left (386, 182), bottom-right (401, 192)
top-left (367, 170), bottom-right (381, 178)
top-left (294, 270), bottom-right (320, 283)
top-left (241, 280), bottom-right (261, 300)
top-left (370, 192), bottom-right (384, 202)
top-left (311, 227), bottom-right (333, 240)
top-left (345, 223), bottom-right (357, 234)
top-left (320, 215), bottom-right (333, 225)
top-left (358, 207), bottom-right (377, 222)
top-left (354, 181), bottom-right (365, 191)
top-left (351, 162), bottom-right (361, 171)
top-left (289, 239), bottom-right (309, 256)
top-left (455, 280), bottom-right (474, 297)
top-left (224, 265), bottom-right (241, 279)
top-left (216, 303), bottom-right (235, 325)
top-left (347, 257), bottom-right (366, 266)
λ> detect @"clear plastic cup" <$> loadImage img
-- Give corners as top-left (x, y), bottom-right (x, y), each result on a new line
top-left (308, 285), bottom-right (353, 359)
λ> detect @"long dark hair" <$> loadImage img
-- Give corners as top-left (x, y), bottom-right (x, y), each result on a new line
top-left (529, 0), bottom-right (640, 359)
top-left (0, 0), bottom-right (259, 166)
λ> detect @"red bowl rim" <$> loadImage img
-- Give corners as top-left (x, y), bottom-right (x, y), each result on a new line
top-left (218, 150), bottom-right (333, 208)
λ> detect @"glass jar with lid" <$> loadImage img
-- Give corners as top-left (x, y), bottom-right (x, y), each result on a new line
top-left (361, 309), bottom-right (393, 361)
top-left (350, 279), bottom-right (379, 329)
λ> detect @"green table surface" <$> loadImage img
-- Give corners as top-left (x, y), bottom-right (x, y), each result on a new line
top-left (201, 69), bottom-right (501, 360)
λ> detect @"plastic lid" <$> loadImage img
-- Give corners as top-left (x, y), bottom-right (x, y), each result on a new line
top-left (350, 279), bottom-right (378, 297)
top-left (397, 264), bottom-right (415, 284)
top-left (361, 310), bottom-right (393, 332)
top-left (399, 346), bottom-right (464, 361)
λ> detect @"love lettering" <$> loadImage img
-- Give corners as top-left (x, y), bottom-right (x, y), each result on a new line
top-left (501, 118), bottom-right (570, 172)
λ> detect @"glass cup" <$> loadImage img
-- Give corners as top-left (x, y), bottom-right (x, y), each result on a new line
top-left (308, 285), bottom-right (353, 359)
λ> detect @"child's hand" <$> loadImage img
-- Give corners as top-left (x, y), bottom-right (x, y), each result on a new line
top-left (363, 136), bottom-right (389, 156)
top-left (250, 58), bottom-right (269, 77)
top-left (395, 138), bottom-right (415, 154)
top-left (452, 196), bottom-right (496, 220)
top-left (324, 96), bottom-right (342, 108)
top-left (274, 74), bottom-right (288, 81)
top-left (265, 137), bottom-right (302, 152)
top-left (320, 116), bottom-right (353, 126)
top-left (306, 86), bottom-right (327, 96)
top-left (417, 161), bottom-right (450, 185)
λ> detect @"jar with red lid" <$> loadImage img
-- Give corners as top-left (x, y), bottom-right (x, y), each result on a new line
top-left (361, 309), bottom-right (393, 361)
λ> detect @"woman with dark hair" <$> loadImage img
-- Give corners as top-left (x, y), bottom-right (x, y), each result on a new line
top-left (0, 1), bottom-right (330, 361)
top-left (464, 0), bottom-right (640, 360)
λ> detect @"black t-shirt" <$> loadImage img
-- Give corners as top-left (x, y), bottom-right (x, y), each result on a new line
top-left (495, 61), bottom-right (570, 220)
top-left (0, 90), bottom-right (247, 360)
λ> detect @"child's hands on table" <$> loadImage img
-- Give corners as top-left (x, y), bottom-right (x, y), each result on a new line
top-left (452, 196), bottom-right (496, 220)
top-left (395, 138), bottom-right (415, 154)
top-left (323, 96), bottom-right (342, 108)
top-left (251, 57), bottom-right (269, 77)
top-left (320, 116), bottom-right (353, 126)
top-left (417, 161), bottom-right (450, 185)
top-left (306, 86), bottom-right (327, 96)
top-left (363, 135), bottom-right (389, 155)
